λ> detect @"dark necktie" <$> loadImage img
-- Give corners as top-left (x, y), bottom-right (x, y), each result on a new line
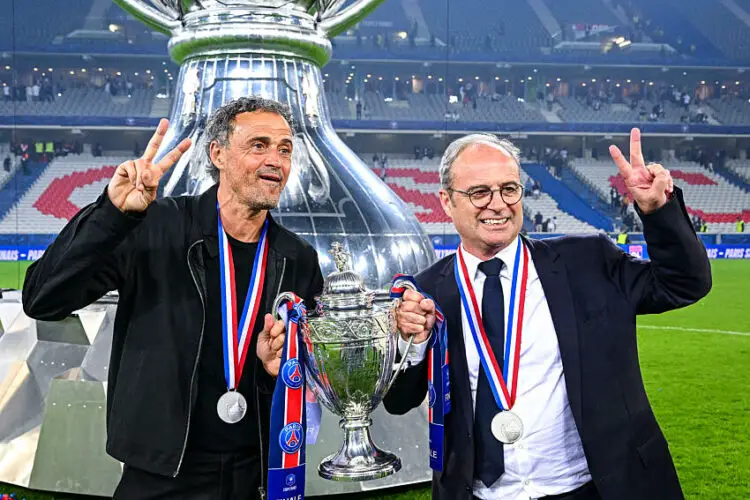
top-left (474, 258), bottom-right (505, 487)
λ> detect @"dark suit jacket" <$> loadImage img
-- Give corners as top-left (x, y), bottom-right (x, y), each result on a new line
top-left (384, 188), bottom-right (711, 500)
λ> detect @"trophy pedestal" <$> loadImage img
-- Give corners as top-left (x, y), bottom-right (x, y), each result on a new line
top-left (318, 418), bottom-right (401, 481)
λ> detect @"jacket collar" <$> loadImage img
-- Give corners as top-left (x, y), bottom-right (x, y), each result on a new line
top-left (193, 183), bottom-right (300, 260)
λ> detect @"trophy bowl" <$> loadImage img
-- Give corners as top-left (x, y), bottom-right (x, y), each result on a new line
top-left (275, 243), bottom-right (413, 481)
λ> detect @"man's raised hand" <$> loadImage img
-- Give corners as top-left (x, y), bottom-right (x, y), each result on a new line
top-left (609, 128), bottom-right (674, 215)
top-left (108, 119), bottom-right (192, 212)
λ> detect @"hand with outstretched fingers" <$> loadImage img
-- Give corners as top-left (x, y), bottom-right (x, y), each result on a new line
top-left (107, 118), bottom-right (192, 212)
top-left (609, 128), bottom-right (674, 215)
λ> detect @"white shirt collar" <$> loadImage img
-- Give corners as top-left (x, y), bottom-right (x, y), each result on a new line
top-left (460, 235), bottom-right (521, 281)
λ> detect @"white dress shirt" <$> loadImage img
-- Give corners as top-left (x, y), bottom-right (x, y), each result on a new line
top-left (399, 236), bottom-right (592, 500)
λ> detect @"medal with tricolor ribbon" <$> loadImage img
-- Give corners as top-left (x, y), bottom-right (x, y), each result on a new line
top-left (217, 207), bottom-right (269, 424)
top-left (390, 275), bottom-right (450, 471)
top-left (268, 293), bottom-right (308, 500)
top-left (454, 239), bottom-right (529, 443)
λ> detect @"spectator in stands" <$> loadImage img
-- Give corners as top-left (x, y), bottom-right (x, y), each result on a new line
top-left (737, 217), bottom-right (745, 233)
top-left (387, 129), bottom-right (710, 500)
top-left (548, 216), bottom-right (557, 233)
top-left (532, 179), bottom-right (541, 198)
top-left (380, 153), bottom-right (388, 174)
top-left (682, 92), bottom-right (691, 111)
top-left (534, 211), bottom-right (543, 232)
top-left (620, 195), bottom-right (630, 217)
top-left (692, 215), bottom-right (701, 233)
top-left (21, 97), bottom-right (330, 499)
top-left (356, 100), bottom-right (362, 120)
top-left (525, 178), bottom-right (534, 197)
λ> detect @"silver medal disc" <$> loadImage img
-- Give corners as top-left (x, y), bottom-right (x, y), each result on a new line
top-left (491, 411), bottom-right (524, 444)
top-left (217, 391), bottom-right (247, 424)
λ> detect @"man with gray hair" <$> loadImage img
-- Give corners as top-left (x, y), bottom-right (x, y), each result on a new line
top-left (23, 96), bottom-right (324, 499)
top-left (387, 129), bottom-right (710, 500)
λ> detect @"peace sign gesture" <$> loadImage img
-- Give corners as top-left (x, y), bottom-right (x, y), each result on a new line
top-left (609, 128), bottom-right (674, 215)
top-left (107, 119), bottom-right (193, 213)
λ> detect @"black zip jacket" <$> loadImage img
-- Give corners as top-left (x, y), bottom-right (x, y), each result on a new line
top-left (22, 184), bottom-right (324, 483)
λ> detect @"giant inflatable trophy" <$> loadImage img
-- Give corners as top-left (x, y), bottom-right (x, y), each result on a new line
top-left (275, 243), bottom-right (414, 481)
top-left (113, 0), bottom-right (436, 288)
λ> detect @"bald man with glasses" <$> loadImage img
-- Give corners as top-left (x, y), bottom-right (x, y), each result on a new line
top-left (386, 130), bottom-right (710, 500)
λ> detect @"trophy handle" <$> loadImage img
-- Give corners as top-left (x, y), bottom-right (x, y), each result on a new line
top-left (317, 0), bottom-right (387, 38)
top-left (112, 0), bottom-right (181, 36)
top-left (383, 276), bottom-right (419, 394)
top-left (272, 292), bottom-right (299, 320)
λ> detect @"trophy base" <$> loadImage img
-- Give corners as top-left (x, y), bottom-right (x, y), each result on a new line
top-left (317, 418), bottom-right (402, 481)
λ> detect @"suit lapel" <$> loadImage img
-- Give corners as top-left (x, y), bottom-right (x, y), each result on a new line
top-left (436, 257), bottom-right (474, 435)
top-left (525, 237), bottom-right (583, 425)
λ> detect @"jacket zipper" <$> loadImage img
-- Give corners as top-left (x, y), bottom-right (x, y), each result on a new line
top-left (175, 240), bottom-right (206, 477)
top-left (257, 256), bottom-right (287, 500)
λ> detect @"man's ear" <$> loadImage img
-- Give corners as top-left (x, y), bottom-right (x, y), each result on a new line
top-left (209, 140), bottom-right (224, 171)
top-left (439, 189), bottom-right (454, 221)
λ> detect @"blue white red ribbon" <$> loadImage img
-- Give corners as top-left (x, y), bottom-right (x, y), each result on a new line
top-left (268, 294), bottom-right (307, 500)
top-left (390, 275), bottom-right (450, 472)
top-left (218, 208), bottom-right (269, 392)
top-left (454, 240), bottom-right (529, 411)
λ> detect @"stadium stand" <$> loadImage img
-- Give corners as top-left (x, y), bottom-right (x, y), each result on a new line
top-left (0, 88), bottom-right (155, 117)
top-left (519, 170), bottom-right (599, 234)
top-left (6, 67), bottom-right (746, 128)
top-left (0, 144), bottom-right (20, 190)
top-left (543, 0), bottom-right (620, 26)
top-left (670, 0), bottom-right (750, 62)
top-left (626, 0), bottom-right (729, 61)
top-left (1, 148), bottom-right (747, 237)
top-left (0, 0), bottom-right (748, 244)
top-left (0, 155), bottom-right (124, 234)
top-left (425, 0), bottom-right (552, 56)
top-left (556, 95), bottom-right (700, 124)
top-left (727, 159), bottom-right (750, 184)
top-left (522, 163), bottom-right (611, 230)
top-left (569, 157), bottom-right (750, 232)
top-left (6, 0), bottom-right (93, 49)
top-left (328, 92), bottom-right (546, 123)
top-left (710, 97), bottom-right (750, 126)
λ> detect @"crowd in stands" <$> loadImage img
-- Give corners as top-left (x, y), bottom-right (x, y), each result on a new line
top-left (3, 140), bottom-right (83, 172)
top-left (2, 62), bottom-right (750, 127)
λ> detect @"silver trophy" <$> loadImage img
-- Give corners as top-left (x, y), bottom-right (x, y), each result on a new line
top-left (274, 243), bottom-right (414, 481)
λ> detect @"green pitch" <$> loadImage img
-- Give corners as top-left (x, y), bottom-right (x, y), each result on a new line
top-left (0, 260), bottom-right (748, 500)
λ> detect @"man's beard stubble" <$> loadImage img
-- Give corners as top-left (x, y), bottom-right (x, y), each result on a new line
top-left (247, 199), bottom-right (277, 211)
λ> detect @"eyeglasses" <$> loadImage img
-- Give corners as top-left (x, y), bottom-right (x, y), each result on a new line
top-left (449, 182), bottom-right (524, 208)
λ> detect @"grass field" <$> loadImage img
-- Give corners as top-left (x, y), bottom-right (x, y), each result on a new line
top-left (1, 260), bottom-right (748, 500)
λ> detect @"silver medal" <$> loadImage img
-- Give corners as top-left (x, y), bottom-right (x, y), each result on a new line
top-left (217, 391), bottom-right (247, 424)
top-left (491, 411), bottom-right (524, 444)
